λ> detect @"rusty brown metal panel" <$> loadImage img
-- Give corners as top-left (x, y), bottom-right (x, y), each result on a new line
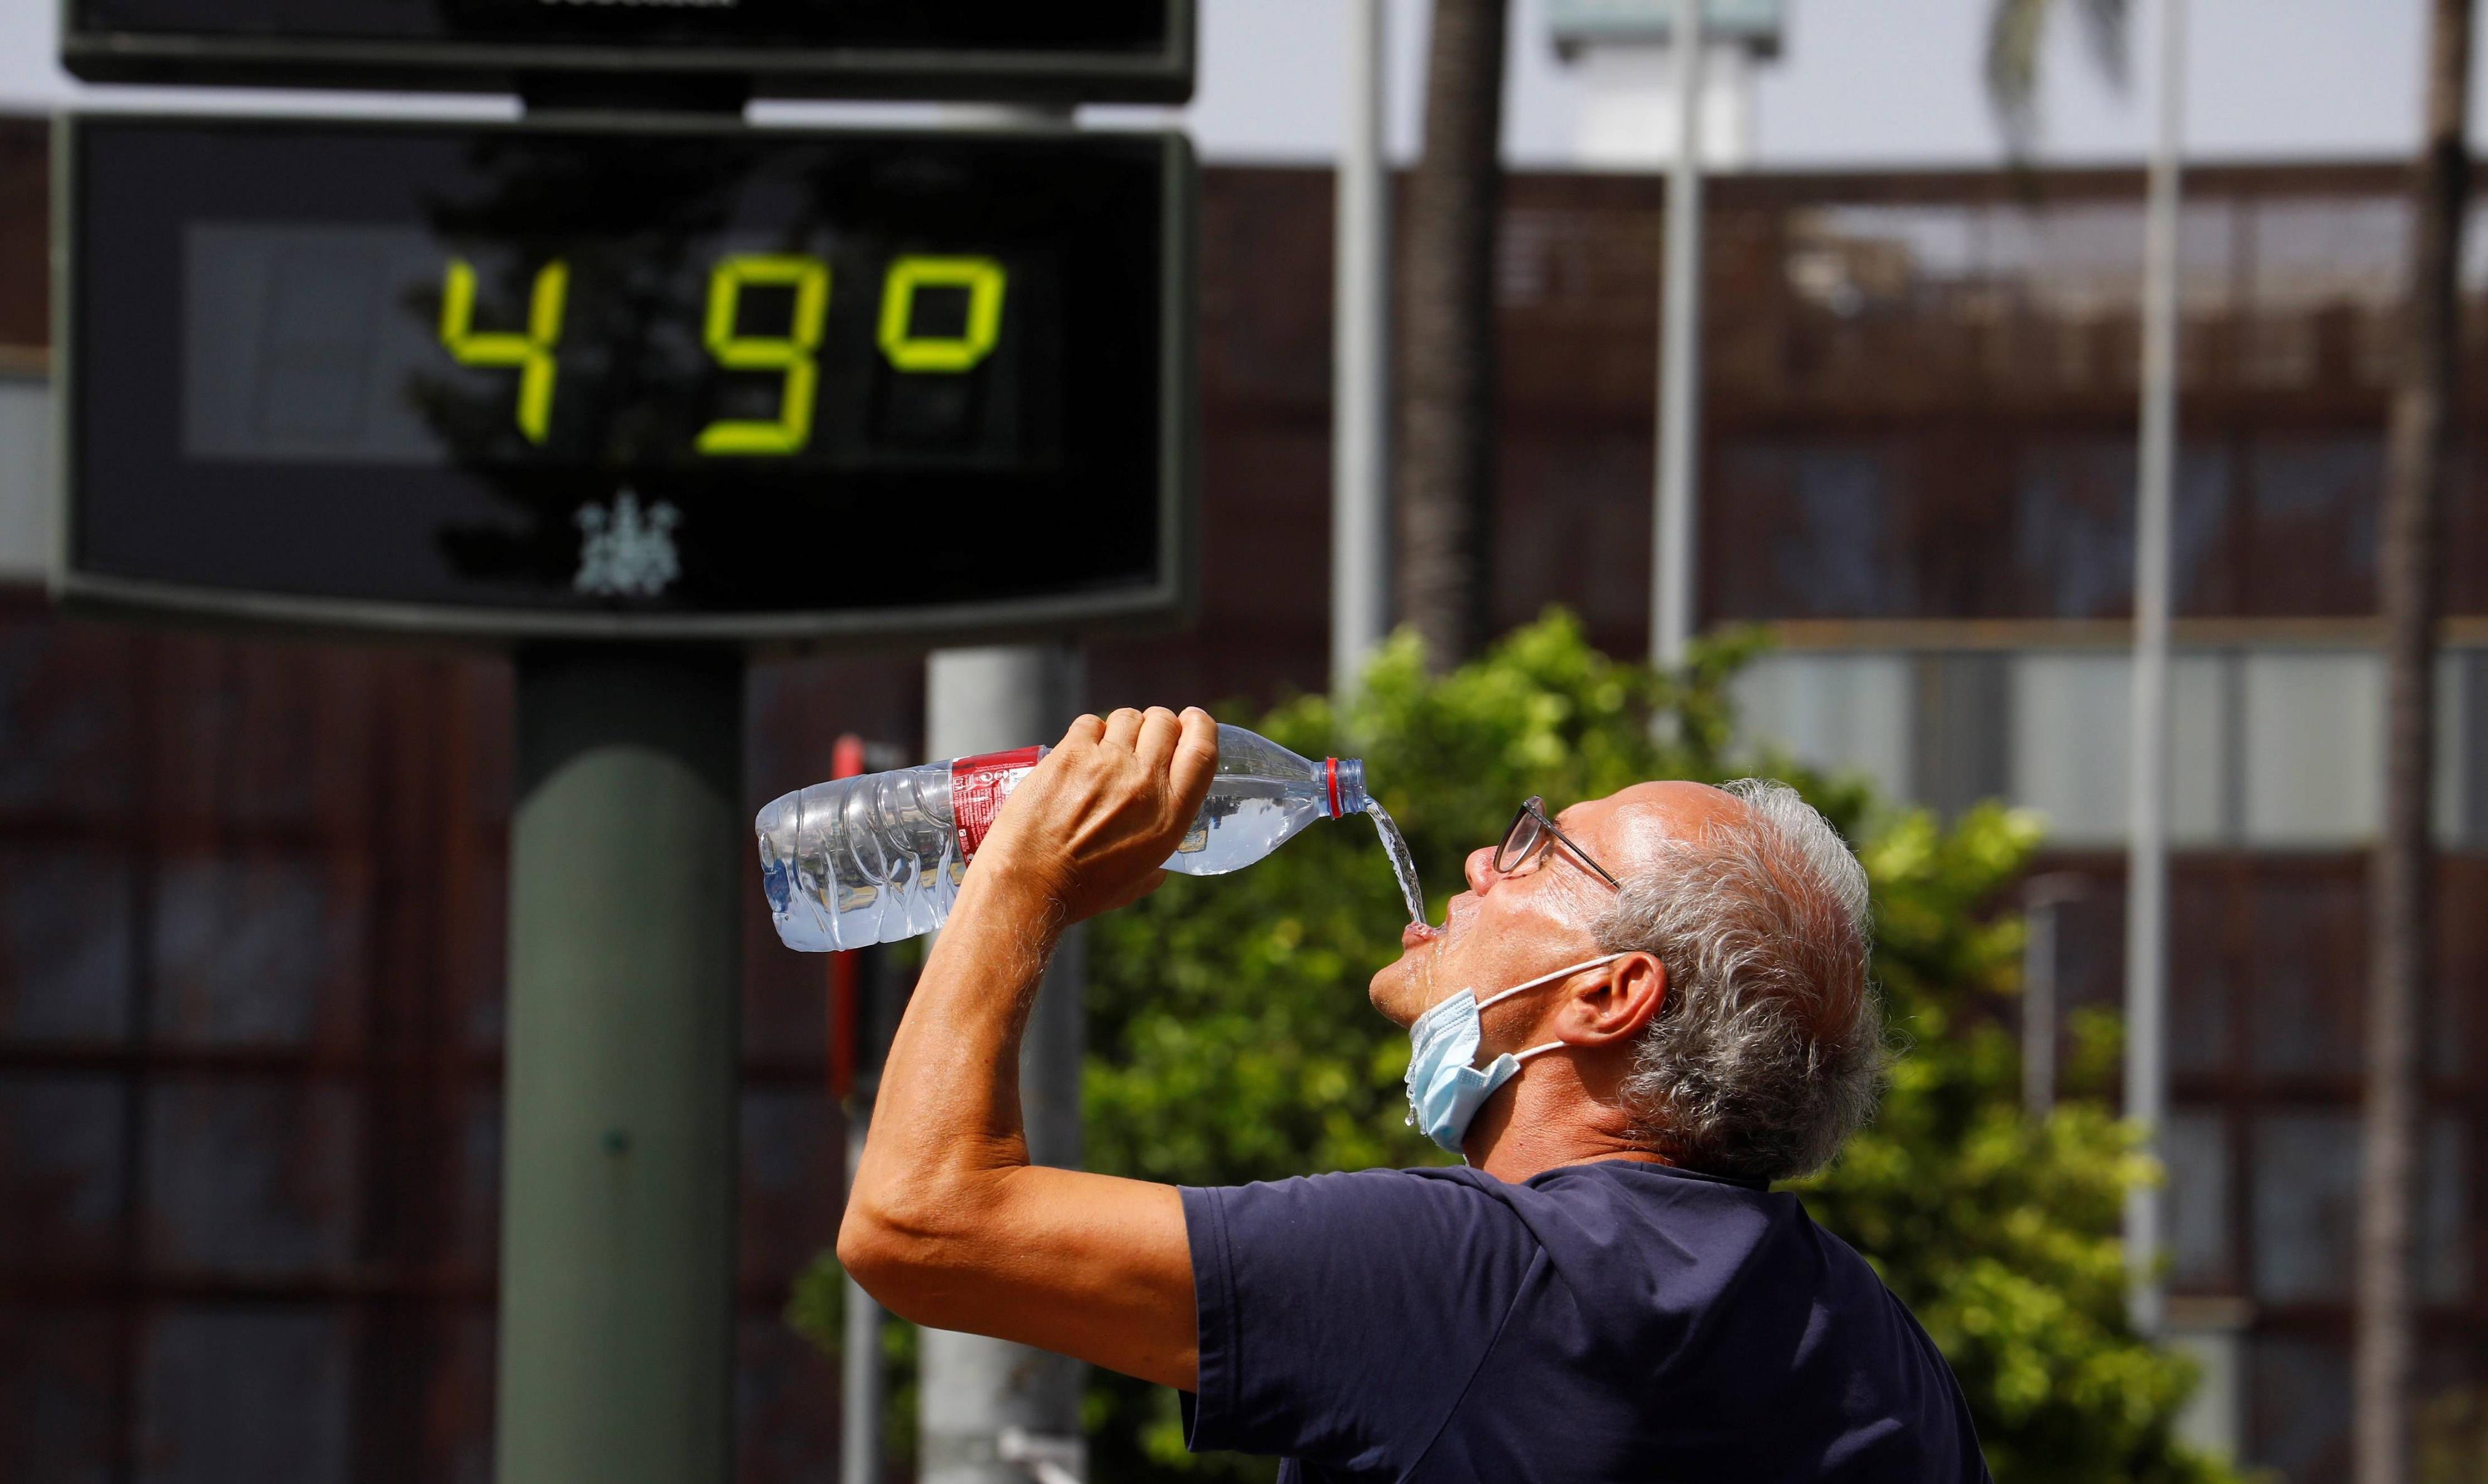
top-left (1197, 166), bottom-right (1333, 414)
top-left (735, 1084), bottom-right (840, 1300)
top-left (735, 1315), bottom-right (839, 1484)
top-left (0, 608), bottom-right (883, 1484)
top-left (1087, 405), bottom-right (1332, 712)
top-left (0, 1305), bottom-right (120, 1477)
top-left (0, 613), bottom-right (518, 1484)
top-left (0, 116), bottom-right (45, 360)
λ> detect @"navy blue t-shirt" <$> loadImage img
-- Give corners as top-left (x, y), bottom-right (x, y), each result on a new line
top-left (1180, 1160), bottom-right (1989, 1482)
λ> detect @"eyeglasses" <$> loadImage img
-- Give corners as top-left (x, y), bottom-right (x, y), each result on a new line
top-left (1492, 796), bottom-right (1622, 890)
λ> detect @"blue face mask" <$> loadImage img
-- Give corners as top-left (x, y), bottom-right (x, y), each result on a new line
top-left (1402, 954), bottom-right (1625, 1157)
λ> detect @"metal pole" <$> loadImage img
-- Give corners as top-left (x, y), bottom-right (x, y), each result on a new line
top-left (2023, 874), bottom-right (2085, 1119)
top-left (2125, 0), bottom-right (2187, 1340)
top-left (831, 739), bottom-right (886, 1484)
top-left (496, 648), bottom-right (743, 1484)
top-left (919, 643), bottom-right (1087, 1484)
top-left (1332, 0), bottom-right (1393, 702)
top-left (841, 1109), bottom-right (886, 1484)
top-left (2025, 899), bottom-right (2058, 1116)
top-left (1652, 0), bottom-right (1707, 669)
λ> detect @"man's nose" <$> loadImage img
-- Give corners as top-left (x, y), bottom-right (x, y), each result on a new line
top-left (1465, 846), bottom-right (1502, 894)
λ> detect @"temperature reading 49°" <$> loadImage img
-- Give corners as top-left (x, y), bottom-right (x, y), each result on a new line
top-left (437, 250), bottom-right (1011, 454)
top-left (83, 115), bottom-right (1182, 629)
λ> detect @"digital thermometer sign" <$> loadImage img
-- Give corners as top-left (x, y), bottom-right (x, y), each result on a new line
top-left (63, 0), bottom-right (1195, 103)
top-left (59, 114), bottom-right (1196, 641)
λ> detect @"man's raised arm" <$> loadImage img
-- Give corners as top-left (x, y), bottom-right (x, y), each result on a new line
top-left (835, 706), bottom-right (1219, 1393)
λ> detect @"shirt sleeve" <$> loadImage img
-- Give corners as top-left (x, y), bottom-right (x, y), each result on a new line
top-left (1180, 1168), bottom-right (1542, 1472)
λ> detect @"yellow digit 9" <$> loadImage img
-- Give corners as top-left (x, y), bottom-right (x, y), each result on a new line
top-left (878, 255), bottom-right (1008, 373)
top-left (439, 257), bottom-right (568, 444)
top-left (697, 254), bottom-right (831, 456)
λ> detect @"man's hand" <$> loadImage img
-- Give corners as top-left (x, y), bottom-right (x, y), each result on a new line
top-left (974, 706), bottom-right (1220, 927)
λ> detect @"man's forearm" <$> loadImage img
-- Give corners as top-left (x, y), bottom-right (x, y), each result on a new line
top-left (846, 865), bottom-right (1060, 1241)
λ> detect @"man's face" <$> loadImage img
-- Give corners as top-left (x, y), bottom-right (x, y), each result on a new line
top-left (1367, 781), bottom-right (1736, 1029)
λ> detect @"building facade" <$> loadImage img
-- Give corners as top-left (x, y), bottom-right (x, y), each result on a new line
top-left (3, 116), bottom-right (2485, 1481)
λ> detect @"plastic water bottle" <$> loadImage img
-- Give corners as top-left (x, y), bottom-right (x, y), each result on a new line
top-left (755, 724), bottom-right (1370, 951)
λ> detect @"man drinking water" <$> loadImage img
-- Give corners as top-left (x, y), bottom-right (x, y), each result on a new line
top-left (839, 706), bottom-right (1989, 1481)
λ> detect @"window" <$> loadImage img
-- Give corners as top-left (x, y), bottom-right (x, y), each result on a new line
top-left (2009, 651), bottom-right (2228, 846)
top-left (1731, 651), bottom-right (1911, 802)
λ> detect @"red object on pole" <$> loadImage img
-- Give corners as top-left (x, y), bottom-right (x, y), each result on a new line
top-left (827, 734), bottom-right (867, 1103)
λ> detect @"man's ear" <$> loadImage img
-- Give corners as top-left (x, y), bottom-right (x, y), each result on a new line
top-left (1569, 953), bottom-right (1666, 1045)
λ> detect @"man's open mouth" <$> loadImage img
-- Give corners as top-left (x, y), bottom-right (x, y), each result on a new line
top-left (1401, 920), bottom-right (1443, 949)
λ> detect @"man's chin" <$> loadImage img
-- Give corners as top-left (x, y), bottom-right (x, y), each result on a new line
top-left (1369, 929), bottom-right (1442, 1026)
top-left (1367, 961), bottom-right (1400, 1016)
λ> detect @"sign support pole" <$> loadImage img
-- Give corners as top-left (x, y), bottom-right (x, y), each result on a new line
top-left (496, 646), bottom-right (745, 1484)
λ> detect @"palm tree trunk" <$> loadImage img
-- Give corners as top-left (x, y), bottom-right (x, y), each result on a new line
top-left (2359, 3), bottom-right (2472, 1481)
top-left (1396, 0), bottom-right (1507, 671)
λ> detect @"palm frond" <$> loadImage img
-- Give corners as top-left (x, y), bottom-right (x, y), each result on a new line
top-left (1984, 0), bottom-right (2132, 157)
top-left (2076, 0), bottom-right (2132, 90)
top-left (1984, 0), bottom-right (2053, 154)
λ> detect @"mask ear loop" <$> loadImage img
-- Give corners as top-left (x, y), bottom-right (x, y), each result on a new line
top-left (1472, 953), bottom-right (1624, 1013)
top-left (1470, 952), bottom-right (1625, 1061)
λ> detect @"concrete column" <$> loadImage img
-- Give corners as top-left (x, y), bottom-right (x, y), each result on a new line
top-left (496, 648), bottom-right (744, 1484)
top-left (919, 643), bottom-right (1088, 1484)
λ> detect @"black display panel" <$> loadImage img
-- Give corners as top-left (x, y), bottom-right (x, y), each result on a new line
top-left (60, 115), bottom-right (1197, 641)
top-left (61, 0), bottom-right (1195, 103)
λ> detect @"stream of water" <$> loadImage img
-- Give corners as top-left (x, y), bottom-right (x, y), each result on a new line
top-left (1363, 798), bottom-right (1428, 926)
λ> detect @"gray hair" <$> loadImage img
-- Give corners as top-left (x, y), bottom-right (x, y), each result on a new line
top-left (1592, 779), bottom-right (1885, 1183)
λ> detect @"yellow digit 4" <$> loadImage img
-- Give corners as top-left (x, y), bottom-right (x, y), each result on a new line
top-left (878, 255), bottom-right (1008, 373)
top-left (697, 254), bottom-right (831, 456)
top-left (439, 257), bottom-right (568, 444)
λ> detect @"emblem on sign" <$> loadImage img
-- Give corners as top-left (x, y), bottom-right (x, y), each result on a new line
top-left (574, 490), bottom-right (681, 597)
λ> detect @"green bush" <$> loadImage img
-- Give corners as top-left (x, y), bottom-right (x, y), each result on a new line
top-left (800, 611), bottom-right (2245, 1484)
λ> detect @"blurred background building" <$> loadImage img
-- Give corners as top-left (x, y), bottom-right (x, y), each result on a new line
top-left (5, 3), bottom-right (2487, 1482)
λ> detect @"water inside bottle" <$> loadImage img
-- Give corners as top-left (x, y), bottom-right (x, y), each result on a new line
top-left (1364, 798), bottom-right (1428, 925)
top-left (1174, 781), bottom-right (1324, 874)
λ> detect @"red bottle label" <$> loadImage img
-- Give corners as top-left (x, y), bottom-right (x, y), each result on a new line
top-left (950, 746), bottom-right (1045, 862)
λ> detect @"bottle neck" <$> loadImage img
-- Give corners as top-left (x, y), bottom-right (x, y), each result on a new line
top-left (1323, 757), bottom-right (1369, 818)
